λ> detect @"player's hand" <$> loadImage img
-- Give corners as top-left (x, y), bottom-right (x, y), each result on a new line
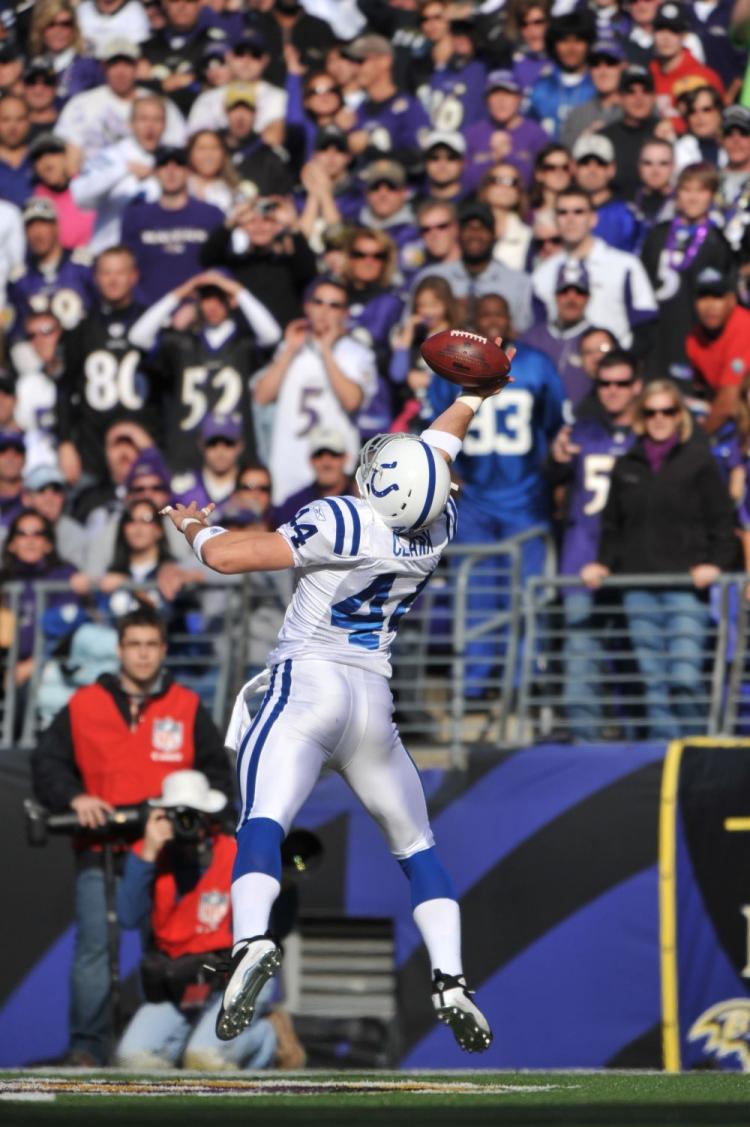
top-left (71, 794), bottom-right (114, 829)
top-left (690, 564), bottom-right (720, 590)
top-left (159, 501), bottom-right (214, 532)
top-left (140, 808), bottom-right (175, 862)
top-left (580, 562), bottom-right (610, 590)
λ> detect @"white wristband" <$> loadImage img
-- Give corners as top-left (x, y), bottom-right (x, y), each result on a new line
top-left (422, 428), bottom-right (462, 461)
top-left (180, 517), bottom-right (202, 533)
top-left (192, 525), bottom-right (227, 564)
top-left (456, 393), bottom-right (483, 415)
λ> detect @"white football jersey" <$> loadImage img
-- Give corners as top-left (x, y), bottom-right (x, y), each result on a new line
top-left (269, 494), bottom-right (457, 677)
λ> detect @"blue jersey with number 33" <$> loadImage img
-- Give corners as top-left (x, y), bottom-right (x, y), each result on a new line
top-left (269, 494), bottom-right (457, 678)
top-left (427, 342), bottom-right (565, 519)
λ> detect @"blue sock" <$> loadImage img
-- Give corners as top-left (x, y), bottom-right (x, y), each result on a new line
top-left (398, 846), bottom-right (456, 908)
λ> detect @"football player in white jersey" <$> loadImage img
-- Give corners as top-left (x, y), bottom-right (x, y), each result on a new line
top-left (162, 351), bottom-right (513, 1054)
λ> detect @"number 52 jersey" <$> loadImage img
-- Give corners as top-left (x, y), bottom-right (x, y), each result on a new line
top-left (268, 494), bottom-right (457, 678)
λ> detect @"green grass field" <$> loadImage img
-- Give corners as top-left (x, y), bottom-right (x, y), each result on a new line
top-left (1, 1070), bottom-right (749, 1127)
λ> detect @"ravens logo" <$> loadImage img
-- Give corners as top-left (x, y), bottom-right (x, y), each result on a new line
top-left (688, 999), bottom-right (750, 1070)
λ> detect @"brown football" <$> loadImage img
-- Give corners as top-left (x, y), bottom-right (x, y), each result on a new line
top-left (420, 329), bottom-right (511, 387)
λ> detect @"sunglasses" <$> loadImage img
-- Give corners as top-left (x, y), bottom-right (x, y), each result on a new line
top-left (489, 174), bottom-right (519, 186)
top-left (0, 442), bottom-right (23, 454)
top-left (577, 156), bottom-right (608, 167)
top-left (15, 528), bottom-right (48, 538)
top-left (24, 74), bottom-right (57, 86)
top-left (238, 482), bottom-right (271, 493)
top-left (597, 377), bottom-right (635, 388)
top-left (427, 149), bottom-right (461, 161)
top-left (725, 126), bottom-right (750, 137)
top-left (34, 482), bottom-right (65, 494)
top-left (537, 234), bottom-right (562, 246)
top-left (367, 179), bottom-right (399, 191)
top-left (351, 248), bottom-right (387, 261)
top-left (541, 161), bottom-right (569, 172)
top-left (47, 17), bottom-right (74, 27)
top-left (556, 206), bottom-right (588, 216)
top-left (643, 405), bottom-right (678, 418)
top-left (590, 56), bottom-right (621, 67)
top-left (233, 45), bottom-right (264, 58)
top-left (205, 435), bottom-right (238, 447)
top-left (419, 220), bottom-right (452, 234)
top-left (310, 296), bottom-right (347, 309)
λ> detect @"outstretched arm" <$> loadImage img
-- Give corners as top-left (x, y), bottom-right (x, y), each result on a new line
top-left (160, 503), bottom-right (293, 574)
top-left (422, 336), bottom-right (515, 462)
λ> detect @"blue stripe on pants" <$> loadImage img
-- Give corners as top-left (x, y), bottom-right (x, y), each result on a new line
top-left (241, 660), bottom-right (293, 822)
top-left (235, 667), bottom-right (278, 800)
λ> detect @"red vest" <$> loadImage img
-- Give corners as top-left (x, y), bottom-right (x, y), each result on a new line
top-left (69, 682), bottom-right (198, 806)
top-left (151, 834), bottom-right (236, 958)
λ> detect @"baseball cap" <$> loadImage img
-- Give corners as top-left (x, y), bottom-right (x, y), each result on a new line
top-left (653, 1), bottom-right (688, 32)
top-left (24, 58), bottom-right (55, 82)
top-left (724, 104), bottom-right (750, 134)
top-left (24, 463), bottom-right (65, 491)
top-left (695, 266), bottom-right (733, 297)
top-left (225, 81), bottom-right (256, 110)
top-left (98, 37), bottom-right (140, 62)
top-left (232, 30), bottom-right (267, 54)
top-left (424, 130), bottom-right (466, 156)
top-left (572, 133), bottom-right (615, 164)
top-left (200, 412), bottom-right (242, 443)
top-left (620, 64), bottom-right (655, 93)
top-left (308, 426), bottom-right (346, 456)
top-left (22, 197), bottom-right (57, 224)
top-left (458, 200), bottom-right (495, 231)
top-left (315, 125), bottom-right (348, 152)
top-left (362, 159), bottom-right (406, 188)
top-left (0, 41), bottom-right (22, 64)
top-left (0, 429), bottom-right (25, 450)
top-left (154, 145), bottom-right (188, 167)
top-left (485, 68), bottom-right (520, 95)
top-left (126, 448), bottom-right (170, 489)
top-left (28, 132), bottom-right (66, 161)
top-left (590, 38), bottom-right (625, 62)
top-left (555, 259), bottom-right (591, 294)
top-left (343, 34), bottom-right (393, 61)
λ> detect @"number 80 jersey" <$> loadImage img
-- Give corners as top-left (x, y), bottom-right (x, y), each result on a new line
top-left (268, 494), bottom-right (458, 678)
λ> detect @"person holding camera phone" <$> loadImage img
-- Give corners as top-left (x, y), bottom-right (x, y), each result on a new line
top-left (31, 601), bottom-right (233, 1067)
top-left (115, 769), bottom-right (303, 1071)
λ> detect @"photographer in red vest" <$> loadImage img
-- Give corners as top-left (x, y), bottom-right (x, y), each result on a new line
top-left (31, 601), bottom-right (233, 1067)
top-left (114, 769), bottom-right (303, 1071)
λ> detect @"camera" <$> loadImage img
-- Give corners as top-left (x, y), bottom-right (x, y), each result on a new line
top-left (23, 800), bottom-right (212, 847)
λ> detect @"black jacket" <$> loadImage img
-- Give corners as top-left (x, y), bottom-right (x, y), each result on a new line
top-left (31, 672), bottom-right (233, 814)
top-left (598, 429), bottom-right (739, 575)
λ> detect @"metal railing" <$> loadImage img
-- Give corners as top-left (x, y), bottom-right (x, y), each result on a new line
top-left (4, 552), bottom-right (750, 761)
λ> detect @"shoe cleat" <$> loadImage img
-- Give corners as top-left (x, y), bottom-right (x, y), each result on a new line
top-left (215, 935), bottom-right (282, 1042)
top-left (431, 970), bottom-right (493, 1054)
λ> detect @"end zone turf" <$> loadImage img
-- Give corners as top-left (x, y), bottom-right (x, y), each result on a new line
top-left (0, 1070), bottom-right (747, 1127)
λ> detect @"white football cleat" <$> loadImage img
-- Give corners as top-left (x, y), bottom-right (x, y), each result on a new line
top-left (431, 969), bottom-right (493, 1053)
top-left (215, 935), bottom-right (282, 1042)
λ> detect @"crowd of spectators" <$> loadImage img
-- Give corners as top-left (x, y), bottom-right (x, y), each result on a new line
top-left (2, 0), bottom-right (750, 738)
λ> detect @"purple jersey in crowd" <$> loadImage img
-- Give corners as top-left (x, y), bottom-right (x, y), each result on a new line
top-left (559, 419), bottom-right (636, 576)
top-left (121, 197), bottom-right (224, 305)
top-left (464, 115), bottom-right (549, 191)
top-left (417, 58), bottom-right (488, 132)
top-left (521, 319), bottom-right (593, 418)
top-left (354, 92), bottom-right (430, 154)
top-left (7, 249), bottom-right (95, 338)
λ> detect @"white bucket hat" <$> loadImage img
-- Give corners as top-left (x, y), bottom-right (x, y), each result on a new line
top-left (148, 770), bottom-right (227, 814)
